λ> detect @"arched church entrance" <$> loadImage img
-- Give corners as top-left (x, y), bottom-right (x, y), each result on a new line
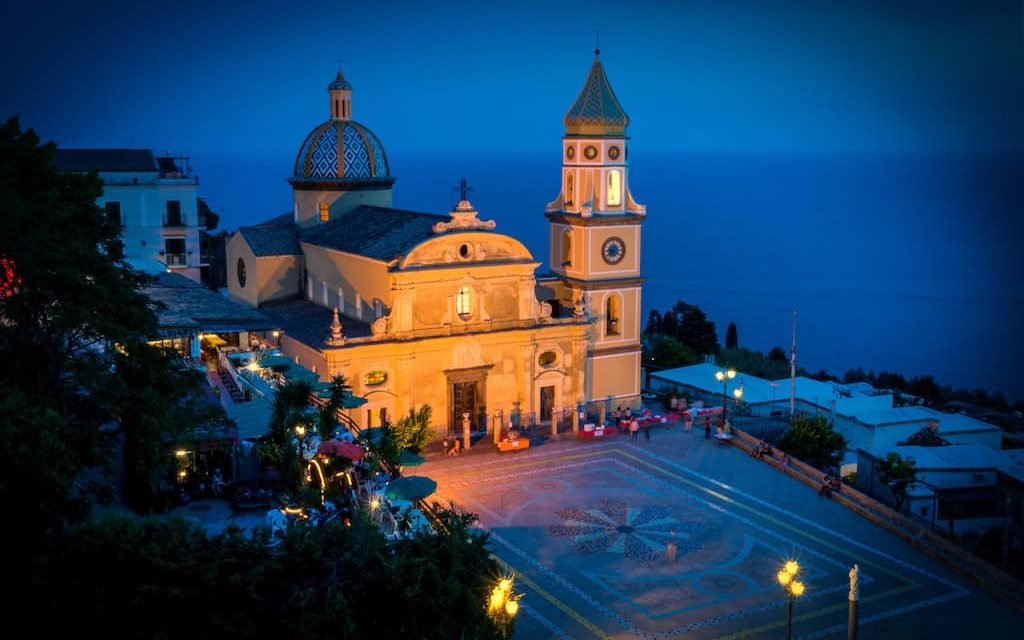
top-left (443, 365), bottom-right (492, 437)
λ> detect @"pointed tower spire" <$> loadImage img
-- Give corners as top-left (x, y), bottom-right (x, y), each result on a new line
top-left (563, 54), bottom-right (629, 136)
top-left (325, 306), bottom-right (346, 346)
top-left (328, 67), bottom-right (352, 121)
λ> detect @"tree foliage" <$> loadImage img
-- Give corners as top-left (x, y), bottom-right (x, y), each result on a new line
top-left (643, 300), bottom-right (719, 356)
top-left (17, 502), bottom-right (506, 638)
top-left (725, 322), bottom-right (738, 350)
top-left (317, 374), bottom-right (352, 439)
top-left (875, 451), bottom-right (920, 512)
top-left (395, 404), bottom-right (434, 453)
top-left (718, 347), bottom-right (790, 380)
top-left (777, 413), bottom-right (847, 471)
top-left (643, 333), bottom-right (699, 370)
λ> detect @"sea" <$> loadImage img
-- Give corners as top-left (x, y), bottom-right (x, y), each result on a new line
top-left (194, 150), bottom-right (1024, 404)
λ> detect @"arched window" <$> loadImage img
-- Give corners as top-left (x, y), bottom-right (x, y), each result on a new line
top-left (561, 231), bottom-right (572, 267)
top-left (319, 201), bottom-right (329, 223)
top-left (606, 294), bottom-right (621, 336)
top-left (565, 171), bottom-right (574, 205)
top-left (607, 170), bottom-right (621, 206)
top-left (456, 286), bottom-right (472, 320)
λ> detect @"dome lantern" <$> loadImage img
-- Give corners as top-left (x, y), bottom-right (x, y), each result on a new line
top-left (328, 68), bottom-right (352, 121)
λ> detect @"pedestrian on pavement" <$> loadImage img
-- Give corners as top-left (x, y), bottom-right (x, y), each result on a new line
top-left (643, 421), bottom-right (651, 441)
top-left (629, 416), bottom-right (639, 441)
top-left (704, 417), bottom-right (712, 439)
top-left (819, 475), bottom-right (833, 498)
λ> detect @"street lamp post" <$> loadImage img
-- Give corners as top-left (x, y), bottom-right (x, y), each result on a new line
top-left (777, 560), bottom-right (805, 640)
top-left (487, 573), bottom-right (522, 639)
top-left (295, 424), bottom-right (306, 460)
top-left (714, 368), bottom-right (739, 425)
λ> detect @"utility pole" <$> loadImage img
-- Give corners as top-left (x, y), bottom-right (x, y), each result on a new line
top-left (790, 309), bottom-right (797, 414)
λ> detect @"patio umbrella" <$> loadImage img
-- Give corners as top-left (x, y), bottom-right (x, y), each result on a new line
top-left (398, 450), bottom-right (425, 468)
top-left (315, 387), bottom-right (368, 408)
top-left (385, 476), bottom-right (437, 502)
top-left (358, 427), bottom-right (385, 443)
top-left (317, 439), bottom-right (365, 460)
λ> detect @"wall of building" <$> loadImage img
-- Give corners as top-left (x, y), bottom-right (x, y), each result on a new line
top-left (302, 244), bottom-right (390, 320)
top-left (226, 235), bottom-right (302, 307)
top-left (590, 350), bottom-right (641, 404)
top-left (100, 174), bottom-right (202, 281)
top-left (282, 321), bottom-right (588, 434)
top-left (294, 188), bottom-right (393, 228)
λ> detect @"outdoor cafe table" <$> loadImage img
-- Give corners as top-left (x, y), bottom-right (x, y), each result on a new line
top-left (578, 424), bottom-right (615, 439)
top-left (616, 414), bottom-right (681, 432)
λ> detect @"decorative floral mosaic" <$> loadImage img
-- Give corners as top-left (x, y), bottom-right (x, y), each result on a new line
top-left (549, 500), bottom-right (713, 564)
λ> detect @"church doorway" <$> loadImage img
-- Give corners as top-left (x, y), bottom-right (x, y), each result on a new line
top-left (540, 386), bottom-right (555, 423)
top-left (444, 365), bottom-right (491, 436)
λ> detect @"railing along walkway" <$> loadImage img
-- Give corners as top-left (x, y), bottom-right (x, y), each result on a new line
top-left (728, 427), bottom-right (1024, 611)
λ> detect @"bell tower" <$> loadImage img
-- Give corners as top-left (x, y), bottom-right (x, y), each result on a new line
top-left (546, 49), bottom-right (645, 407)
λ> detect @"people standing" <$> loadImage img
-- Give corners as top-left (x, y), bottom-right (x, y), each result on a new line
top-left (683, 411), bottom-right (692, 432)
top-left (630, 415), bottom-right (639, 441)
top-left (642, 420), bottom-right (651, 441)
top-left (704, 417), bottom-right (712, 440)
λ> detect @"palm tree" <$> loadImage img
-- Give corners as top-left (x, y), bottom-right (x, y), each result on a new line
top-left (318, 374), bottom-right (351, 439)
top-left (267, 379), bottom-right (314, 493)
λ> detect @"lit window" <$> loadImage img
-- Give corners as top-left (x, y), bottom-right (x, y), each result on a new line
top-left (607, 170), bottom-right (621, 206)
top-left (606, 294), bottom-right (621, 336)
top-left (319, 202), bottom-right (329, 223)
top-left (456, 286), bottom-right (472, 319)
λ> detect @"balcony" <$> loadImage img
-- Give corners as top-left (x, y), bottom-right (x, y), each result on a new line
top-left (164, 253), bottom-right (187, 267)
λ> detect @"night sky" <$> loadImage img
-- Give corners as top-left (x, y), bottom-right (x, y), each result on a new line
top-left (3, 0), bottom-right (1022, 157)
top-left (4, 1), bottom-right (1024, 399)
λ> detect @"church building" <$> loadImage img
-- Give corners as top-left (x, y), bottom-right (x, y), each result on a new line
top-left (226, 53), bottom-right (645, 438)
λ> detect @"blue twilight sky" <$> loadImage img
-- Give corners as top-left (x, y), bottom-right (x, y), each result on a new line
top-left (2, 0), bottom-right (1023, 157)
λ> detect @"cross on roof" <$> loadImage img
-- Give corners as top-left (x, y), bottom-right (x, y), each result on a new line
top-left (453, 177), bottom-right (473, 202)
top-left (594, 28), bottom-right (602, 55)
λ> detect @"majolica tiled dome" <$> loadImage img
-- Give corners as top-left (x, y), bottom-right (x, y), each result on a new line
top-left (293, 120), bottom-right (390, 180)
top-left (292, 70), bottom-right (391, 182)
top-left (563, 52), bottom-right (630, 137)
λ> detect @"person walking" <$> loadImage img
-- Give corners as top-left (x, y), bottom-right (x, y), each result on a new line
top-left (629, 415), bottom-right (639, 441)
top-left (704, 416), bottom-right (712, 440)
top-left (642, 420), bottom-right (651, 441)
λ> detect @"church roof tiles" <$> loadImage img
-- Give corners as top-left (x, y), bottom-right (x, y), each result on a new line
top-left (238, 214), bottom-right (302, 257)
top-left (300, 205), bottom-right (446, 262)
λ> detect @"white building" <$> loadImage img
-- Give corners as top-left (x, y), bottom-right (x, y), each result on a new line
top-left (857, 444), bottom-right (1024, 536)
top-left (54, 149), bottom-right (206, 283)
top-left (650, 363), bottom-right (1004, 473)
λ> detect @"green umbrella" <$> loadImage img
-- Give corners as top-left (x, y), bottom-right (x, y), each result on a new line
top-left (398, 450), bottom-right (426, 467)
top-left (316, 388), bottom-right (368, 408)
top-left (385, 476), bottom-right (437, 502)
top-left (358, 427), bottom-right (385, 442)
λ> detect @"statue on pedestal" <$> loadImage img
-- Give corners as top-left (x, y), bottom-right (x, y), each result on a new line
top-left (849, 564), bottom-right (859, 601)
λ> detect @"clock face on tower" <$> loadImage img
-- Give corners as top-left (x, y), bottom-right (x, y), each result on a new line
top-left (601, 237), bottom-right (626, 265)
top-left (237, 257), bottom-right (247, 287)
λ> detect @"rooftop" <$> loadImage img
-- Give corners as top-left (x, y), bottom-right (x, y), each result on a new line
top-left (238, 214), bottom-right (302, 257)
top-left (143, 272), bottom-right (276, 335)
top-left (258, 296), bottom-right (372, 348)
top-left (301, 205), bottom-right (446, 262)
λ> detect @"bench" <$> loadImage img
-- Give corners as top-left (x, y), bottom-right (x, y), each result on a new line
top-left (497, 439), bottom-right (530, 453)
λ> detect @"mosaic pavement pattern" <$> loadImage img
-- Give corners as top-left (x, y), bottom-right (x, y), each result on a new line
top-left (423, 440), bottom-right (992, 640)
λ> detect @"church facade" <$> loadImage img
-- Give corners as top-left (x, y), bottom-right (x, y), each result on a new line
top-left (226, 54), bottom-right (645, 438)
